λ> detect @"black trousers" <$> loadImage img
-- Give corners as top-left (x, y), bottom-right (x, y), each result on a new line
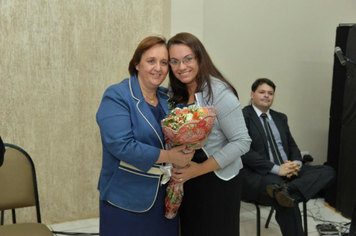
top-left (256, 165), bottom-right (335, 236)
top-left (179, 149), bottom-right (242, 236)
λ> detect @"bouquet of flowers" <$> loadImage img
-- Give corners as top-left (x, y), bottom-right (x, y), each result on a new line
top-left (161, 104), bottom-right (217, 219)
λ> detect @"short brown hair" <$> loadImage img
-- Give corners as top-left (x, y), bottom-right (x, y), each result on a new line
top-left (251, 78), bottom-right (276, 92)
top-left (128, 36), bottom-right (167, 76)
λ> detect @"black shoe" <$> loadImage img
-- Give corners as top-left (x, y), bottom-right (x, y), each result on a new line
top-left (266, 183), bottom-right (282, 199)
top-left (266, 183), bottom-right (297, 208)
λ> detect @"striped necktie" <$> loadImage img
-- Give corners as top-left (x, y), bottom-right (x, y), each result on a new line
top-left (261, 113), bottom-right (283, 165)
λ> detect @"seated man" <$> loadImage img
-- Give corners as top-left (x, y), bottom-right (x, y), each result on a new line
top-left (0, 136), bottom-right (5, 166)
top-left (241, 78), bottom-right (335, 236)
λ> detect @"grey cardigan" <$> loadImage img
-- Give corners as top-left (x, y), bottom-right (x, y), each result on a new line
top-left (202, 77), bottom-right (251, 180)
top-left (169, 77), bottom-right (251, 180)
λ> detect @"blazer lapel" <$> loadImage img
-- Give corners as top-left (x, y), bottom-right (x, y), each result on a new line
top-left (270, 110), bottom-right (288, 153)
top-left (157, 89), bottom-right (170, 115)
top-left (129, 76), bottom-right (165, 146)
top-left (248, 106), bottom-right (269, 152)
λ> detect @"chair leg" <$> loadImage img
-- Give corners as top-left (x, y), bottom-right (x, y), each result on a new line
top-left (254, 203), bottom-right (261, 236)
top-left (11, 209), bottom-right (16, 224)
top-left (1, 210), bottom-right (4, 225)
top-left (303, 201), bottom-right (308, 236)
top-left (349, 203), bottom-right (356, 236)
top-left (265, 206), bottom-right (274, 228)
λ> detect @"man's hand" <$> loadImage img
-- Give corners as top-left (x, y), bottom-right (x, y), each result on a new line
top-left (278, 160), bottom-right (301, 178)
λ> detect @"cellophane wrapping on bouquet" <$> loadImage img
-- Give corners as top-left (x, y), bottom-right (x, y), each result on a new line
top-left (161, 105), bottom-right (217, 219)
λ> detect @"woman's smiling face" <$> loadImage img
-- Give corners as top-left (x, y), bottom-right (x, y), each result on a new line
top-left (169, 44), bottom-right (199, 88)
top-left (136, 44), bottom-right (169, 90)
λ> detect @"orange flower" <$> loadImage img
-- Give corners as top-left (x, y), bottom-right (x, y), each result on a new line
top-left (192, 111), bottom-right (200, 120)
top-left (199, 107), bottom-right (209, 114)
top-left (181, 108), bottom-right (189, 114)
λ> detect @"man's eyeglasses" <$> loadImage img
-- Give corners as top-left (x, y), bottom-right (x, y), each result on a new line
top-left (169, 56), bottom-right (196, 67)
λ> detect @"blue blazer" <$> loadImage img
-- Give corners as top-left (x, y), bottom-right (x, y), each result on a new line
top-left (96, 75), bottom-right (170, 212)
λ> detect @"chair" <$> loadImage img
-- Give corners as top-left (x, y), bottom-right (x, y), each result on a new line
top-left (243, 200), bottom-right (308, 236)
top-left (0, 143), bottom-right (53, 236)
top-left (0, 136), bottom-right (4, 166)
top-left (243, 156), bottom-right (312, 236)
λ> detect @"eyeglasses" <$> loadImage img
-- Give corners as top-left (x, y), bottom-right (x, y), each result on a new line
top-left (169, 56), bottom-right (196, 67)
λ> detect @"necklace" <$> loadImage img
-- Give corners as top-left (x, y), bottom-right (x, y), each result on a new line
top-left (142, 92), bottom-right (156, 104)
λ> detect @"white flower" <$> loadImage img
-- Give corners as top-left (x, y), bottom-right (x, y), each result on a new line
top-left (185, 113), bottom-right (193, 121)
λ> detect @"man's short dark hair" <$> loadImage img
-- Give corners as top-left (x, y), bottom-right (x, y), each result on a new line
top-left (251, 78), bottom-right (276, 92)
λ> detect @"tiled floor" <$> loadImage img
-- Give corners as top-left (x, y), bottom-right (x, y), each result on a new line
top-left (240, 198), bottom-right (351, 236)
top-left (48, 198), bottom-right (352, 235)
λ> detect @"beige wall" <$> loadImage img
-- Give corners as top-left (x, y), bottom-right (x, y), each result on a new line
top-left (1, 0), bottom-right (167, 224)
top-left (170, 0), bottom-right (356, 165)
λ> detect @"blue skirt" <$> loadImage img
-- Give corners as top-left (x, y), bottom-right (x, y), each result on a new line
top-left (100, 184), bottom-right (179, 236)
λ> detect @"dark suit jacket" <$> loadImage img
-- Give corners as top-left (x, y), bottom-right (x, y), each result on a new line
top-left (241, 105), bottom-right (302, 200)
top-left (0, 136), bottom-right (5, 167)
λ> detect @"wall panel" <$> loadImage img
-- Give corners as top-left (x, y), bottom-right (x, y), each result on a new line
top-left (0, 0), bottom-right (166, 224)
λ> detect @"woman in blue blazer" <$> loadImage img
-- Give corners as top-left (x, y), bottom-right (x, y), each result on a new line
top-left (96, 36), bottom-right (194, 236)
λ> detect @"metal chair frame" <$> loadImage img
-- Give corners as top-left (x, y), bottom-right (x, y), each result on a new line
top-left (0, 143), bottom-right (42, 225)
top-left (245, 200), bottom-right (308, 236)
